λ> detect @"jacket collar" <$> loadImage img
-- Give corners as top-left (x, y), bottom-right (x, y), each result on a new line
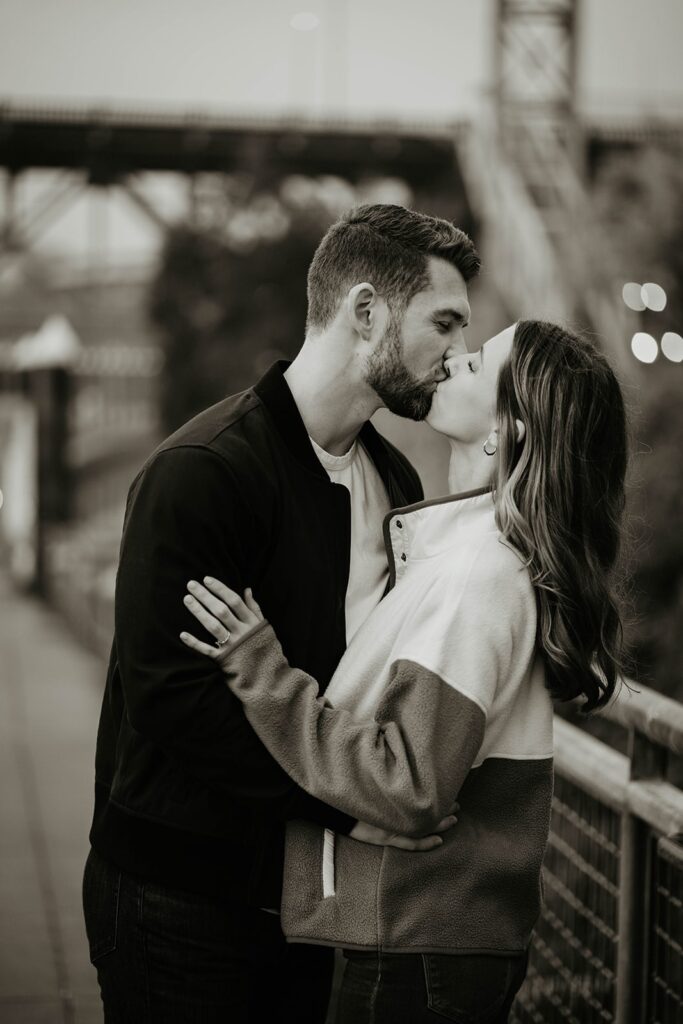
top-left (383, 486), bottom-right (495, 590)
top-left (253, 360), bottom-right (327, 480)
top-left (253, 360), bottom-right (415, 506)
top-left (386, 485), bottom-right (492, 521)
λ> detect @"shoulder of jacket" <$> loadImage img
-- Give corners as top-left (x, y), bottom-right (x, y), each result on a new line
top-left (136, 390), bottom-right (275, 478)
top-left (157, 389), bottom-right (262, 449)
top-left (465, 533), bottom-right (534, 602)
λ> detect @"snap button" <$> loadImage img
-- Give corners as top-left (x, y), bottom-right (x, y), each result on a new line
top-left (396, 520), bottom-right (403, 529)
top-left (400, 553), bottom-right (407, 562)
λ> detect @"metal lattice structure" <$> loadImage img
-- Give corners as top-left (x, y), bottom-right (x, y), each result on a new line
top-left (512, 776), bottom-right (620, 1023)
top-left (509, 690), bottom-right (683, 1024)
top-left (0, 103), bottom-right (468, 269)
top-left (649, 837), bottom-right (683, 1023)
top-left (494, 0), bottom-right (581, 197)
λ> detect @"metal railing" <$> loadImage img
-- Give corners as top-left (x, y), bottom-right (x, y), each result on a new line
top-left (512, 684), bottom-right (683, 1024)
top-left (0, 343), bottom-right (162, 597)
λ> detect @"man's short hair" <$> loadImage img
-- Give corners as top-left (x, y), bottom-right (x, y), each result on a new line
top-left (306, 204), bottom-right (480, 332)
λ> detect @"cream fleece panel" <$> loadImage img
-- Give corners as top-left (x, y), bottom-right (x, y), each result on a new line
top-left (324, 497), bottom-right (500, 722)
top-left (221, 536), bottom-right (539, 837)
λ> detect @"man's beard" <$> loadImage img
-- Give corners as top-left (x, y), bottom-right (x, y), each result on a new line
top-left (366, 314), bottom-right (435, 421)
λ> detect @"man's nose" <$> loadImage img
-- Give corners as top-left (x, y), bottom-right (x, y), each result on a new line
top-left (444, 334), bottom-right (467, 358)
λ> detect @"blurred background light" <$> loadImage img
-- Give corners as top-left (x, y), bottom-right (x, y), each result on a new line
top-left (290, 11), bottom-right (320, 31)
top-left (641, 282), bottom-right (667, 311)
top-left (631, 332), bottom-right (659, 363)
top-left (661, 331), bottom-right (683, 363)
top-left (622, 282), bottom-right (646, 311)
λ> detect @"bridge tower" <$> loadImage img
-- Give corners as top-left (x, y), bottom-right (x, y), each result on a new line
top-left (458, 0), bottom-right (634, 374)
top-left (493, 0), bottom-right (582, 219)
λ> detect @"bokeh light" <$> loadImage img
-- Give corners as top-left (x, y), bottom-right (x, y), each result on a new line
top-left (290, 11), bottom-right (320, 31)
top-left (661, 332), bottom-right (683, 363)
top-left (631, 332), bottom-right (659, 363)
top-left (641, 282), bottom-right (667, 312)
top-left (623, 282), bottom-right (646, 311)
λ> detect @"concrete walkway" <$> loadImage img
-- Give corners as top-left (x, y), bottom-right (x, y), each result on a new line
top-left (0, 572), bottom-right (104, 1024)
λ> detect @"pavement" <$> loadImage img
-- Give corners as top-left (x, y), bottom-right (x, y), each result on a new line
top-left (0, 571), bottom-right (104, 1024)
top-left (0, 570), bottom-right (349, 1024)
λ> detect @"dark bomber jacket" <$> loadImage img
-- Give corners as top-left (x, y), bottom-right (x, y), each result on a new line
top-left (89, 360), bottom-right (423, 908)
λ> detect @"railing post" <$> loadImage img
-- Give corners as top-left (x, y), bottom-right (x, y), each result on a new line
top-left (615, 727), bottom-right (664, 1023)
top-left (615, 811), bottom-right (652, 1023)
top-left (20, 365), bottom-right (73, 593)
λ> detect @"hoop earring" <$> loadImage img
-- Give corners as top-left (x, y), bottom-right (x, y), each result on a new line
top-left (483, 438), bottom-right (497, 457)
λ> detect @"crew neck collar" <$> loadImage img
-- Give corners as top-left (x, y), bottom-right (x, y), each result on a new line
top-left (309, 434), bottom-right (359, 472)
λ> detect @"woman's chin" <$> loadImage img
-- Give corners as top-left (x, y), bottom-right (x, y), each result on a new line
top-left (425, 398), bottom-right (449, 436)
top-left (424, 406), bottom-right (440, 431)
top-left (425, 407), bottom-right (463, 442)
top-left (425, 412), bottom-right (453, 439)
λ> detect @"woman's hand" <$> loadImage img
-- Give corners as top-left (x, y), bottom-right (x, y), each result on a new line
top-left (350, 803), bottom-right (460, 852)
top-left (180, 577), bottom-right (264, 668)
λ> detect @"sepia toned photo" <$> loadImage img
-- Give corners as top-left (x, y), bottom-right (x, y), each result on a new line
top-left (0, 2), bottom-right (682, 1021)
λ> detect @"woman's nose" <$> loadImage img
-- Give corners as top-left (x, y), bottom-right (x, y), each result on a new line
top-left (444, 354), bottom-right (465, 375)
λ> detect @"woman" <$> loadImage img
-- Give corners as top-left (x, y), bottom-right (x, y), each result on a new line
top-left (180, 320), bottom-right (628, 1023)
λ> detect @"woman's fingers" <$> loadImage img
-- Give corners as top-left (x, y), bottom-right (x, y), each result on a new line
top-left (244, 588), bottom-right (263, 619)
top-left (433, 814), bottom-right (458, 834)
top-left (183, 594), bottom-right (230, 641)
top-left (179, 632), bottom-right (218, 658)
top-left (390, 834), bottom-right (443, 851)
top-left (186, 581), bottom-right (240, 628)
top-left (202, 577), bottom-right (255, 622)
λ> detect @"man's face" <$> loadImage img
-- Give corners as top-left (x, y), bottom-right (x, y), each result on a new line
top-left (365, 257), bottom-right (471, 421)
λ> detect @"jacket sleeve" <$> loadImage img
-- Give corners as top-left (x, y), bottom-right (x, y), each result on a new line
top-left (221, 542), bottom-right (537, 836)
top-left (114, 444), bottom-right (354, 833)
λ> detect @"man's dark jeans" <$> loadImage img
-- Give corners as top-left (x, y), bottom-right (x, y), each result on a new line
top-left (82, 847), bottom-right (334, 1023)
top-left (336, 946), bottom-right (529, 1023)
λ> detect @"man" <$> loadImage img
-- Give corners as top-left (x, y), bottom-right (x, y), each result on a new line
top-left (82, 203), bottom-right (479, 1022)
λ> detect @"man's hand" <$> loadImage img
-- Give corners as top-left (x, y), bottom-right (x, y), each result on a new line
top-left (349, 803), bottom-right (459, 851)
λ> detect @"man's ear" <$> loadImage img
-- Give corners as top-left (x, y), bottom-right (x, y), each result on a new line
top-left (515, 419), bottom-right (526, 444)
top-left (346, 283), bottom-right (377, 340)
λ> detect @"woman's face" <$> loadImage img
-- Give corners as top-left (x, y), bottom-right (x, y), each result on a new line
top-left (426, 324), bottom-right (517, 443)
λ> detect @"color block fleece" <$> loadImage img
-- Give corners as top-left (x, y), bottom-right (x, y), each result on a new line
top-left (223, 489), bottom-right (555, 954)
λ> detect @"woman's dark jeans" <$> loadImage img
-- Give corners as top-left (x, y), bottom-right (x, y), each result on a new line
top-left (336, 946), bottom-right (529, 1024)
top-left (82, 847), bottom-right (334, 1023)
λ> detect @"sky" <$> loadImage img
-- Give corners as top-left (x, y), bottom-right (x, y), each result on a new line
top-left (0, 0), bottom-right (681, 262)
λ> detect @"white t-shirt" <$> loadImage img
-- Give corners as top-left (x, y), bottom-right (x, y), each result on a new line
top-left (309, 436), bottom-right (391, 644)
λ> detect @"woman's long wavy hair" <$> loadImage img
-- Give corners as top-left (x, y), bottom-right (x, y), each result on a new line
top-left (494, 320), bottom-right (628, 713)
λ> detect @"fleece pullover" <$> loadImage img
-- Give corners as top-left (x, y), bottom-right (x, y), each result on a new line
top-left (223, 488), bottom-right (555, 954)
